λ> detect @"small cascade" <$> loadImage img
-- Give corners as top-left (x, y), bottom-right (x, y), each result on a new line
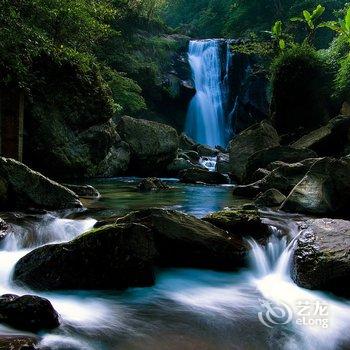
top-left (199, 156), bottom-right (217, 172)
top-left (185, 39), bottom-right (233, 147)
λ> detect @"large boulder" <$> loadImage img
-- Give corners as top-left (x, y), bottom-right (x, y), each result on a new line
top-left (292, 116), bottom-right (350, 157)
top-left (255, 189), bottom-right (286, 208)
top-left (13, 223), bottom-right (156, 290)
top-left (203, 209), bottom-right (269, 241)
top-left (117, 116), bottom-right (179, 175)
top-left (0, 294), bottom-right (60, 332)
top-left (97, 141), bottom-right (131, 177)
top-left (0, 157), bottom-right (82, 210)
top-left (179, 168), bottom-right (230, 185)
top-left (64, 184), bottom-right (100, 199)
top-left (197, 144), bottom-right (219, 157)
top-left (117, 208), bottom-right (248, 270)
top-left (244, 146), bottom-right (317, 182)
top-left (216, 153), bottom-right (230, 174)
top-left (179, 133), bottom-right (197, 151)
top-left (292, 218), bottom-right (350, 296)
top-left (229, 121), bottom-right (280, 182)
top-left (166, 158), bottom-right (203, 176)
top-left (282, 157), bottom-right (350, 216)
top-left (233, 159), bottom-right (319, 198)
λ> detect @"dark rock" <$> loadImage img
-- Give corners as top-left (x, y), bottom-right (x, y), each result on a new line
top-left (117, 116), bottom-right (179, 175)
top-left (166, 158), bottom-right (203, 176)
top-left (251, 168), bottom-right (271, 182)
top-left (0, 294), bottom-right (59, 332)
top-left (0, 218), bottom-right (9, 240)
top-left (255, 189), bottom-right (286, 208)
top-left (292, 116), bottom-right (350, 157)
top-left (244, 146), bottom-right (317, 182)
top-left (179, 150), bottom-right (200, 163)
top-left (64, 184), bottom-right (100, 199)
top-left (229, 121), bottom-right (280, 183)
top-left (196, 144), bottom-right (219, 157)
top-left (13, 223), bottom-right (156, 291)
top-left (179, 168), bottom-right (230, 185)
top-left (179, 133), bottom-right (197, 151)
top-left (0, 157), bottom-right (82, 210)
top-left (233, 183), bottom-right (262, 198)
top-left (203, 209), bottom-right (269, 241)
top-left (292, 218), bottom-right (350, 296)
top-left (117, 208), bottom-right (248, 270)
top-left (0, 335), bottom-right (38, 350)
top-left (97, 141), bottom-right (130, 177)
top-left (282, 157), bottom-right (350, 216)
top-left (216, 153), bottom-right (230, 174)
top-left (137, 178), bottom-right (170, 192)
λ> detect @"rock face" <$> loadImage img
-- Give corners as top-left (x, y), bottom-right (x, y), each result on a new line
top-left (0, 294), bottom-right (60, 332)
top-left (117, 208), bottom-right (248, 270)
top-left (292, 116), bottom-right (350, 157)
top-left (0, 157), bottom-right (82, 210)
top-left (203, 209), bottom-right (269, 241)
top-left (179, 133), bottom-right (197, 151)
top-left (292, 218), bottom-right (350, 296)
top-left (229, 121), bottom-right (280, 182)
top-left (97, 140), bottom-right (131, 177)
top-left (233, 159), bottom-right (319, 198)
top-left (179, 168), bottom-right (230, 185)
top-left (282, 157), bottom-right (350, 216)
top-left (216, 153), bottom-right (230, 174)
top-left (244, 146), bottom-right (317, 182)
top-left (13, 223), bottom-right (156, 290)
top-left (166, 158), bottom-right (203, 176)
top-left (137, 178), bottom-right (170, 192)
top-left (255, 189), bottom-right (286, 207)
top-left (117, 116), bottom-right (179, 175)
top-left (197, 144), bottom-right (219, 157)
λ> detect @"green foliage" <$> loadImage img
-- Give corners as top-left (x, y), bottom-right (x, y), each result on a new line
top-left (271, 44), bottom-right (333, 133)
top-left (334, 56), bottom-right (350, 101)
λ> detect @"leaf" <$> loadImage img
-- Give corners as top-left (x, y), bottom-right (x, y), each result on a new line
top-left (272, 20), bottom-right (282, 36)
top-left (311, 5), bottom-right (325, 20)
top-left (345, 7), bottom-right (350, 32)
top-left (303, 10), bottom-right (312, 22)
top-left (279, 39), bottom-right (286, 50)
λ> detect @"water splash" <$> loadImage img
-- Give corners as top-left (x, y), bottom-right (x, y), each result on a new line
top-left (185, 40), bottom-right (232, 147)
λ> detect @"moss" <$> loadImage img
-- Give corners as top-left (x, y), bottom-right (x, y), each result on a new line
top-left (334, 56), bottom-right (350, 102)
top-left (271, 44), bottom-right (334, 134)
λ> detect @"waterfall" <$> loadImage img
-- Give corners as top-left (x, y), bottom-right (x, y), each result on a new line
top-left (185, 40), bottom-right (232, 147)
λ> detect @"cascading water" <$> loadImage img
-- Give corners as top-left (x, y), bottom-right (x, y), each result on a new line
top-left (185, 40), bottom-right (232, 147)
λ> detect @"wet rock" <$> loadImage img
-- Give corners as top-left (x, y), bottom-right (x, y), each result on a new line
top-left (0, 294), bottom-right (59, 332)
top-left (292, 116), bottom-right (350, 157)
top-left (196, 144), bottom-right (219, 157)
top-left (0, 218), bottom-right (9, 240)
top-left (255, 189), bottom-right (286, 208)
top-left (64, 184), bottom-right (100, 199)
top-left (13, 223), bottom-right (156, 291)
top-left (282, 157), bottom-right (350, 216)
top-left (229, 121), bottom-right (280, 183)
top-left (292, 218), bottom-right (350, 296)
top-left (203, 209), bottom-right (269, 241)
top-left (137, 178), bottom-right (170, 192)
top-left (179, 133), bottom-right (197, 151)
top-left (251, 168), bottom-right (270, 182)
top-left (117, 208), bottom-right (248, 270)
top-left (0, 335), bottom-right (38, 350)
top-left (179, 150), bottom-right (200, 163)
top-left (0, 157), bottom-right (82, 210)
top-left (97, 141), bottom-right (131, 177)
top-left (117, 116), bottom-right (179, 175)
top-left (233, 159), bottom-right (319, 198)
top-left (166, 158), bottom-right (203, 176)
top-left (244, 146), bottom-right (317, 182)
top-left (215, 153), bottom-right (230, 174)
top-left (179, 168), bottom-right (230, 185)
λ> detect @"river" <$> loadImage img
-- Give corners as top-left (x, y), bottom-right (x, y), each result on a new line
top-left (1, 178), bottom-right (350, 349)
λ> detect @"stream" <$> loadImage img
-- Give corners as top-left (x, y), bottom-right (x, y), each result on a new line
top-left (1, 178), bottom-right (350, 349)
